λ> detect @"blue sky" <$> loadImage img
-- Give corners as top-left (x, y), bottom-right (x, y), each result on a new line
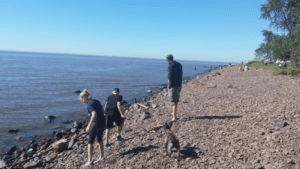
top-left (0, 0), bottom-right (287, 62)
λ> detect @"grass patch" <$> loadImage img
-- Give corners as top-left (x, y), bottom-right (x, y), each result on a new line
top-left (249, 61), bottom-right (300, 75)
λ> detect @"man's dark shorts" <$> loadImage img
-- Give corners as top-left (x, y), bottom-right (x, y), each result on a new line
top-left (87, 122), bottom-right (105, 144)
top-left (168, 87), bottom-right (182, 103)
top-left (105, 112), bottom-right (124, 129)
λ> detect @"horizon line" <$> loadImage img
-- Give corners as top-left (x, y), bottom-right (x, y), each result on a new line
top-left (0, 50), bottom-right (238, 63)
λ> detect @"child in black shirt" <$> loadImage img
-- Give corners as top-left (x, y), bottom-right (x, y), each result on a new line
top-left (104, 88), bottom-right (126, 147)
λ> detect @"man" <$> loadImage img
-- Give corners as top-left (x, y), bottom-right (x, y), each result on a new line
top-left (239, 62), bottom-right (245, 72)
top-left (104, 88), bottom-right (126, 147)
top-left (79, 89), bottom-right (105, 167)
top-left (166, 54), bottom-right (183, 122)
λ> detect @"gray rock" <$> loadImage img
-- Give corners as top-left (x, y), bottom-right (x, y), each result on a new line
top-left (141, 112), bottom-right (151, 120)
top-left (276, 118), bottom-right (288, 128)
top-left (147, 90), bottom-right (152, 93)
top-left (27, 148), bottom-right (34, 157)
top-left (0, 155), bottom-right (14, 168)
top-left (62, 120), bottom-right (72, 124)
top-left (23, 160), bottom-right (42, 169)
top-left (8, 129), bottom-right (19, 134)
top-left (72, 121), bottom-right (82, 129)
top-left (68, 138), bottom-right (75, 149)
top-left (6, 144), bottom-right (17, 155)
top-left (70, 128), bottom-right (77, 133)
top-left (75, 90), bottom-right (81, 94)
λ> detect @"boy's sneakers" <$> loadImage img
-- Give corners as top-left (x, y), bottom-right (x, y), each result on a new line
top-left (116, 135), bottom-right (125, 141)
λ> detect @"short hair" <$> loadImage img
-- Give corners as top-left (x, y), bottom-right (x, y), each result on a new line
top-left (80, 89), bottom-right (91, 100)
top-left (113, 88), bottom-right (120, 93)
top-left (163, 122), bottom-right (173, 130)
top-left (166, 54), bottom-right (173, 61)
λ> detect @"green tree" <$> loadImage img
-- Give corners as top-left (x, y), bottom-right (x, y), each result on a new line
top-left (260, 0), bottom-right (300, 36)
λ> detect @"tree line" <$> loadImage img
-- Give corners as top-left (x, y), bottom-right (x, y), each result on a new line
top-left (255, 0), bottom-right (300, 67)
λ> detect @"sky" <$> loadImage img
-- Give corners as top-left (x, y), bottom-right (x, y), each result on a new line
top-left (0, 0), bottom-right (288, 63)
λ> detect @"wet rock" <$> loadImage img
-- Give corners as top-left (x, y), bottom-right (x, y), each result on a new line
top-left (23, 160), bottom-right (42, 169)
top-left (141, 111), bottom-right (151, 120)
top-left (45, 153), bottom-right (56, 162)
top-left (6, 144), bottom-right (17, 155)
top-left (26, 140), bottom-right (38, 152)
top-left (51, 139), bottom-right (68, 153)
top-left (75, 90), bottom-right (82, 94)
top-left (0, 155), bottom-right (14, 167)
top-left (122, 100), bottom-right (128, 105)
top-left (72, 121), bottom-right (82, 129)
top-left (44, 115), bottom-right (56, 123)
top-left (27, 148), bottom-right (35, 157)
top-left (15, 136), bottom-right (23, 141)
top-left (8, 129), bottom-right (19, 134)
top-left (52, 130), bottom-right (65, 139)
top-left (62, 120), bottom-right (72, 124)
top-left (70, 128), bottom-right (77, 133)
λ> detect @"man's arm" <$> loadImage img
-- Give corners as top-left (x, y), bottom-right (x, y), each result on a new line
top-left (87, 111), bottom-right (97, 132)
top-left (167, 80), bottom-right (172, 89)
top-left (117, 101), bottom-right (124, 117)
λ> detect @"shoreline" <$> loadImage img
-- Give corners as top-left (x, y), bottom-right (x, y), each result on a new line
top-left (0, 64), bottom-right (231, 168)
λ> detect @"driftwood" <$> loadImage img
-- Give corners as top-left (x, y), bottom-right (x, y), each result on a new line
top-left (137, 103), bottom-right (148, 109)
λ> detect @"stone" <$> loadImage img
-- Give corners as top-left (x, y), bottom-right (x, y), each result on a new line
top-left (62, 120), bottom-right (72, 124)
top-left (8, 129), bottom-right (19, 134)
top-left (68, 138), bottom-right (75, 149)
top-left (23, 160), bottom-right (42, 169)
top-left (51, 139), bottom-right (68, 153)
top-left (27, 148), bottom-right (35, 157)
top-left (151, 104), bottom-right (157, 108)
top-left (52, 130), bottom-right (64, 139)
top-left (6, 144), bottom-right (17, 155)
top-left (227, 84), bottom-right (233, 88)
top-left (72, 121), bottom-right (82, 129)
top-left (133, 104), bottom-right (139, 110)
top-left (44, 115), bottom-right (56, 123)
top-left (45, 153), bottom-right (57, 162)
top-left (147, 90), bottom-right (152, 93)
top-left (70, 128), bottom-right (77, 133)
top-left (15, 136), bottom-right (23, 141)
top-left (0, 155), bottom-right (14, 167)
top-left (75, 90), bottom-right (81, 94)
top-left (275, 118), bottom-right (288, 128)
top-left (39, 143), bottom-right (49, 151)
top-left (215, 71), bottom-right (221, 75)
top-left (141, 112), bottom-right (151, 120)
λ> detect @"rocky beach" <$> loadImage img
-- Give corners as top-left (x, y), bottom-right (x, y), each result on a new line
top-left (1, 64), bottom-right (300, 169)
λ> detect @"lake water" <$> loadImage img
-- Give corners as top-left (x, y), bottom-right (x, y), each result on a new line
top-left (0, 51), bottom-right (229, 151)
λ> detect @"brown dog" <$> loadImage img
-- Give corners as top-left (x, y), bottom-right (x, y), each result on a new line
top-left (163, 122), bottom-right (180, 158)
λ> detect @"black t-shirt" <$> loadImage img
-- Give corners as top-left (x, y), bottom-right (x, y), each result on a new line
top-left (104, 94), bottom-right (123, 115)
top-left (168, 60), bottom-right (183, 87)
top-left (86, 99), bottom-right (105, 127)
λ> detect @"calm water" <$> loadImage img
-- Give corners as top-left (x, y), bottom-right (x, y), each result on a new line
top-left (0, 51), bottom-right (228, 151)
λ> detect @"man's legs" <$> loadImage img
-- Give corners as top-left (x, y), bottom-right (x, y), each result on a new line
top-left (83, 143), bottom-right (93, 166)
top-left (104, 129), bottom-right (110, 146)
top-left (172, 102), bottom-right (178, 122)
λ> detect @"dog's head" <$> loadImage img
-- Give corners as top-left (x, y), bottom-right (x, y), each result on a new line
top-left (163, 122), bottom-right (173, 130)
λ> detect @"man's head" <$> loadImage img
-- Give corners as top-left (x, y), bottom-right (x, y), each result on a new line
top-left (166, 54), bottom-right (173, 63)
top-left (79, 89), bottom-right (91, 104)
top-left (112, 88), bottom-right (120, 95)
